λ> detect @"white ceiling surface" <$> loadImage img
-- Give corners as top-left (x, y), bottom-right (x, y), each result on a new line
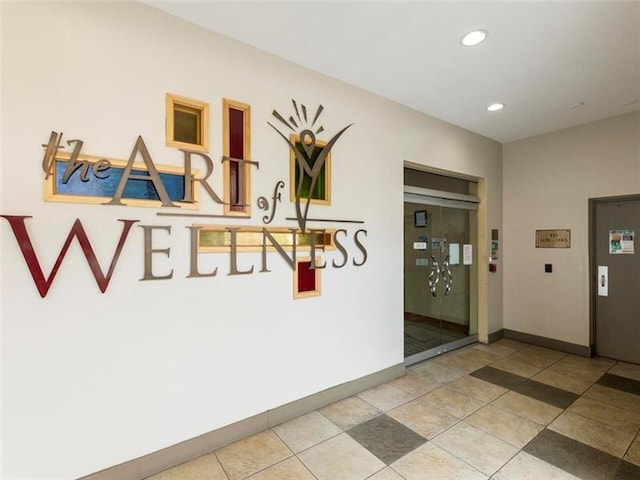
top-left (147, 1), bottom-right (640, 143)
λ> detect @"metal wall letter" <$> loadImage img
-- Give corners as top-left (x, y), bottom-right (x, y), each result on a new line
top-left (186, 225), bottom-right (218, 278)
top-left (105, 137), bottom-right (177, 207)
top-left (181, 149), bottom-right (224, 205)
top-left (140, 225), bottom-right (174, 280)
top-left (227, 227), bottom-right (255, 275)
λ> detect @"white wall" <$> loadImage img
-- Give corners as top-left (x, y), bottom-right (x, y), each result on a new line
top-left (1, 3), bottom-right (502, 478)
top-left (503, 112), bottom-right (640, 346)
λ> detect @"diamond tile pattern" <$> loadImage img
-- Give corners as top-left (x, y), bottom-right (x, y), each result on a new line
top-left (146, 341), bottom-right (640, 480)
top-left (347, 414), bottom-right (427, 464)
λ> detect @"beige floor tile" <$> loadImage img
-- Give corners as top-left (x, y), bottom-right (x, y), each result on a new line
top-left (448, 375), bottom-right (508, 403)
top-left (273, 411), bottom-right (342, 453)
top-left (625, 435), bottom-right (640, 466)
top-left (388, 395), bottom-right (459, 439)
top-left (146, 453), bottom-right (228, 480)
top-left (547, 365), bottom-right (605, 383)
top-left (492, 451), bottom-right (581, 480)
top-left (583, 384), bottom-right (640, 415)
top-left (320, 396), bottom-right (380, 430)
top-left (215, 430), bottom-right (292, 480)
top-left (560, 354), bottom-right (615, 370)
top-left (298, 433), bottom-right (385, 480)
top-left (432, 422), bottom-right (518, 476)
top-left (388, 372), bottom-right (441, 397)
top-left (456, 347), bottom-right (504, 365)
top-left (367, 467), bottom-right (405, 480)
top-left (524, 345), bottom-right (567, 361)
top-left (493, 339), bottom-right (529, 351)
top-left (471, 343), bottom-right (518, 358)
top-left (549, 411), bottom-right (635, 458)
top-left (466, 404), bottom-right (543, 448)
top-left (246, 457), bottom-right (314, 480)
top-left (490, 358), bottom-right (542, 378)
top-left (610, 362), bottom-right (640, 381)
top-left (434, 354), bottom-right (486, 374)
top-left (410, 361), bottom-right (464, 384)
top-left (547, 357), bottom-right (611, 382)
top-left (532, 369), bottom-right (593, 395)
top-left (357, 383), bottom-right (417, 411)
top-left (391, 443), bottom-right (488, 480)
top-left (568, 396), bottom-right (640, 433)
top-left (492, 391), bottom-right (562, 426)
top-left (421, 385), bottom-right (485, 418)
top-left (508, 346), bottom-right (565, 368)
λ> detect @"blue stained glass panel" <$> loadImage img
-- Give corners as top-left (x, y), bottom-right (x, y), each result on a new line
top-left (54, 160), bottom-right (185, 201)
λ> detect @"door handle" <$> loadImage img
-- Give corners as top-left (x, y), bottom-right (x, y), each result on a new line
top-left (442, 255), bottom-right (453, 296)
top-left (598, 266), bottom-right (608, 297)
top-left (429, 255), bottom-right (440, 297)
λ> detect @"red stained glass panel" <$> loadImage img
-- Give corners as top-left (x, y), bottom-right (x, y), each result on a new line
top-left (297, 261), bottom-right (316, 293)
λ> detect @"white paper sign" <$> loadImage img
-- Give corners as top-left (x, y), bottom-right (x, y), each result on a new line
top-left (449, 243), bottom-right (460, 265)
top-left (609, 230), bottom-right (634, 254)
top-left (463, 244), bottom-right (473, 265)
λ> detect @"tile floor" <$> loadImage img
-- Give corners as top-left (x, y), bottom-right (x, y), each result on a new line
top-left (147, 339), bottom-right (640, 480)
top-left (404, 320), bottom-right (466, 356)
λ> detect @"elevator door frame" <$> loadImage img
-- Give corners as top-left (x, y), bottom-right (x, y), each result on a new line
top-left (589, 194), bottom-right (640, 363)
top-left (403, 186), bottom-right (479, 366)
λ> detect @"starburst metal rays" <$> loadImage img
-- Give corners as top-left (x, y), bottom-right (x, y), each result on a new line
top-left (272, 110), bottom-right (295, 132)
top-left (311, 104), bottom-right (323, 130)
top-left (272, 101), bottom-right (325, 135)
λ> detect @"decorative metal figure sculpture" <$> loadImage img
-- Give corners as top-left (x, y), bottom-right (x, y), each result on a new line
top-left (268, 100), bottom-right (353, 233)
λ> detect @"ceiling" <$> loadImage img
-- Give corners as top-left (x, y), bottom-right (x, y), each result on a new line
top-left (147, 1), bottom-right (640, 143)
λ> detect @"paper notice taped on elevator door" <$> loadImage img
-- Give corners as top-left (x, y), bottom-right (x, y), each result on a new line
top-left (463, 244), bottom-right (473, 265)
top-left (609, 230), bottom-right (635, 254)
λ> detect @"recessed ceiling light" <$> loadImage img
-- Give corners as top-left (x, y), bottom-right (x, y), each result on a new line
top-left (461, 30), bottom-right (488, 47)
top-left (568, 102), bottom-right (584, 109)
top-left (487, 103), bottom-right (504, 112)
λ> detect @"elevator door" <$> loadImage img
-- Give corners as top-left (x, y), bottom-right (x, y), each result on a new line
top-left (404, 196), bottom-right (478, 363)
top-left (594, 197), bottom-right (640, 364)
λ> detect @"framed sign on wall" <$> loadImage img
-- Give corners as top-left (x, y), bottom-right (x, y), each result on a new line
top-left (536, 229), bottom-right (571, 248)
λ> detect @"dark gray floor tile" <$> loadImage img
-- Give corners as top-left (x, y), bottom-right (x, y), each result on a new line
top-left (512, 379), bottom-right (579, 409)
top-left (347, 414), bottom-right (426, 465)
top-left (524, 429), bottom-right (620, 480)
top-left (614, 460), bottom-right (640, 480)
top-left (470, 365), bottom-right (527, 390)
top-left (597, 373), bottom-right (640, 396)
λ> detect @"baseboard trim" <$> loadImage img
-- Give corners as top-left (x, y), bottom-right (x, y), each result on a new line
top-left (487, 329), bottom-right (504, 344)
top-left (503, 329), bottom-right (591, 357)
top-left (79, 362), bottom-right (405, 480)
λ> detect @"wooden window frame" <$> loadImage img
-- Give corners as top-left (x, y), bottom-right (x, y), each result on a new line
top-left (166, 93), bottom-right (210, 153)
top-left (223, 98), bottom-right (252, 217)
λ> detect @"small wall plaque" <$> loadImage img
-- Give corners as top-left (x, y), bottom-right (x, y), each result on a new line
top-left (536, 229), bottom-right (571, 248)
